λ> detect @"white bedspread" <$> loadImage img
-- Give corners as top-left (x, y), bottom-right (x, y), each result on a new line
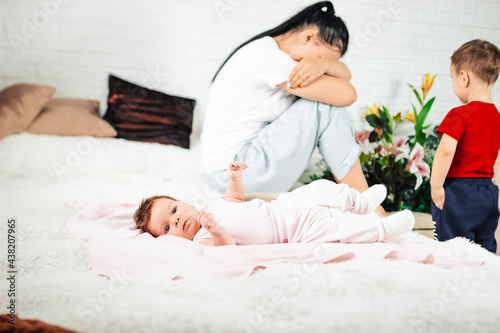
top-left (1, 133), bottom-right (500, 333)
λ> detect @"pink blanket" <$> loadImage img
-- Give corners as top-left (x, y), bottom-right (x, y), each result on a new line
top-left (66, 200), bottom-right (483, 280)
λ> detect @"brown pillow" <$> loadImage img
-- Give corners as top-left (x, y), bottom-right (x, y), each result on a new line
top-left (26, 98), bottom-right (117, 137)
top-left (0, 83), bottom-right (56, 139)
top-left (103, 75), bottom-right (196, 148)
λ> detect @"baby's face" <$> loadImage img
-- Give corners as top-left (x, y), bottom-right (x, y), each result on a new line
top-left (148, 198), bottom-right (201, 239)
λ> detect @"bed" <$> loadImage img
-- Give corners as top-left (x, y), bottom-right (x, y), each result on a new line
top-left (1, 131), bottom-right (500, 333)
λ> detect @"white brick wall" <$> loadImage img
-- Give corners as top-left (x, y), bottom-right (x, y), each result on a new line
top-left (1, 0), bottom-right (499, 142)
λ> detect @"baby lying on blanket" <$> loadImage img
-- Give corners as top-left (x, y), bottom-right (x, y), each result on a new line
top-left (134, 162), bottom-right (415, 246)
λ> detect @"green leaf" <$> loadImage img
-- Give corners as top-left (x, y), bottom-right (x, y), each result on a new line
top-left (432, 125), bottom-right (439, 135)
top-left (382, 105), bottom-right (393, 128)
top-left (417, 96), bottom-right (436, 128)
top-left (412, 104), bottom-right (418, 118)
top-left (425, 134), bottom-right (439, 150)
top-left (378, 107), bottom-right (390, 125)
top-left (393, 112), bottom-right (404, 124)
top-left (359, 153), bottom-right (370, 164)
top-left (366, 114), bottom-right (382, 129)
top-left (412, 105), bottom-right (420, 135)
top-left (415, 131), bottom-right (426, 147)
top-left (369, 130), bottom-right (381, 142)
top-left (382, 130), bottom-right (392, 142)
top-left (409, 83), bottom-right (423, 106)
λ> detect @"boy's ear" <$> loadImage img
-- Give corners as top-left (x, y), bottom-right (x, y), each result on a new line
top-left (460, 70), bottom-right (470, 87)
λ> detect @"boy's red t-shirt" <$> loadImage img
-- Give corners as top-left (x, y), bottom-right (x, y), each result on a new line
top-left (436, 101), bottom-right (500, 179)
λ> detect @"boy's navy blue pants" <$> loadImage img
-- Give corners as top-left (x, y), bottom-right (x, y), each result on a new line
top-left (431, 178), bottom-right (499, 254)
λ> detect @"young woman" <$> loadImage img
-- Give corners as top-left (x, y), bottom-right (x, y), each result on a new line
top-left (201, 1), bottom-right (385, 215)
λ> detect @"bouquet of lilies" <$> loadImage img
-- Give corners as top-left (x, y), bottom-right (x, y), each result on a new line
top-left (355, 74), bottom-right (440, 213)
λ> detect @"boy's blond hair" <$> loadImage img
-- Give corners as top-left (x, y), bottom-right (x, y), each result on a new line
top-left (451, 39), bottom-right (500, 85)
top-left (134, 195), bottom-right (177, 234)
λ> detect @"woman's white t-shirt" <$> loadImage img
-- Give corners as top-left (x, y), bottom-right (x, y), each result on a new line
top-left (201, 36), bottom-right (298, 174)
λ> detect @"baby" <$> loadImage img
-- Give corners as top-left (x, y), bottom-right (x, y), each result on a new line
top-left (134, 162), bottom-right (415, 246)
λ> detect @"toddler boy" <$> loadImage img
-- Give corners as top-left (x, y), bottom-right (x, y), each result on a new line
top-left (431, 39), bottom-right (500, 253)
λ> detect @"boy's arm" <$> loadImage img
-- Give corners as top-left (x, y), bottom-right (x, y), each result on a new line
top-left (197, 211), bottom-right (236, 246)
top-left (224, 161), bottom-right (248, 203)
top-left (430, 134), bottom-right (458, 209)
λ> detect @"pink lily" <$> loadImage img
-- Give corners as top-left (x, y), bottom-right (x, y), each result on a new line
top-left (355, 130), bottom-right (373, 155)
top-left (355, 130), bottom-right (371, 144)
top-left (386, 136), bottom-right (410, 157)
top-left (395, 143), bottom-right (430, 189)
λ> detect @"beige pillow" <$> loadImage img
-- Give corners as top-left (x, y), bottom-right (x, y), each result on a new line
top-left (0, 83), bottom-right (56, 139)
top-left (26, 98), bottom-right (117, 138)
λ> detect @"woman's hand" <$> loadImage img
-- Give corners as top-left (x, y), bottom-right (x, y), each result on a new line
top-left (198, 211), bottom-right (221, 234)
top-left (228, 161), bottom-right (248, 181)
top-left (288, 57), bottom-right (327, 89)
top-left (288, 57), bottom-right (352, 89)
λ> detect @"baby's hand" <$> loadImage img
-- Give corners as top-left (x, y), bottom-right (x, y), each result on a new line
top-left (197, 211), bottom-right (220, 234)
top-left (228, 161), bottom-right (248, 181)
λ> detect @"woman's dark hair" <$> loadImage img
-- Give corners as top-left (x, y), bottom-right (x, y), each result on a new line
top-left (212, 1), bottom-right (349, 82)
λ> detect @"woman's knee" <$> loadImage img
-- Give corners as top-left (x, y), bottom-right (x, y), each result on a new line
top-left (285, 98), bottom-right (322, 117)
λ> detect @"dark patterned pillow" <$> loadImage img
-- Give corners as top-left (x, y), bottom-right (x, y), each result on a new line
top-left (103, 75), bottom-right (196, 148)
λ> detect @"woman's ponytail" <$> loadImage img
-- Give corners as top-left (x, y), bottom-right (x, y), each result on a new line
top-left (212, 1), bottom-right (348, 82)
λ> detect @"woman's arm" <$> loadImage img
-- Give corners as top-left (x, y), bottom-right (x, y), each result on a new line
top-left (288, 57), bottom-right (351, 88)
top-left (278, 75), bottom-right (357, 107)
top-left (280, 55), bottom-right (356, 106)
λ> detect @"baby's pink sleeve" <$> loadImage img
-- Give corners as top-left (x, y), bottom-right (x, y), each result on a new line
top-left (192, 228), bottom-right (211, 243)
